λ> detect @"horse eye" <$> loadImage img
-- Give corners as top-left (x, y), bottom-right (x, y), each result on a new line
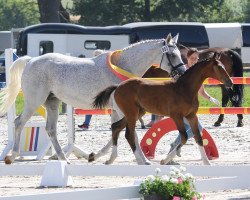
top-left (218, 65), bottom-right (225, 69)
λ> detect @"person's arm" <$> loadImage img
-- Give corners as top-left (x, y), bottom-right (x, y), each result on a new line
top-left (198, 85), bottom-right (220, 105)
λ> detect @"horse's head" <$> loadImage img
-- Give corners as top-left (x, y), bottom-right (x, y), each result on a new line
top-left (211, 52), bottom-right (233, 89)
top-left (161, 33), bottom-right (186, 79)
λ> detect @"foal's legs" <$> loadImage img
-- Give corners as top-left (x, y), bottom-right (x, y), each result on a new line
top-left (88, 117), bottom-right (126, 164)
top-left (88, 109), bottom-right (127, 163)
top-left (125, 118), bottom-right (151, 165)
top-left (104, 118), bottom-right (127, 164)
top-left (187, 114), bottom-right (210, 165)
top-left (123, 107), bottom-right (151, 165)
top-left (139, 117), bottom-right (146, 129)
top-left (44, 96), bottom-right (69, 163)
top-left (161, 116), bottom-right (187, 165)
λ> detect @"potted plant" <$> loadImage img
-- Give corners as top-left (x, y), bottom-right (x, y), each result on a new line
top-left (139, 166), bottom-right (203, 200)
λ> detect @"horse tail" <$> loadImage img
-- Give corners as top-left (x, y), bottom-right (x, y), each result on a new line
top-left (0, 56), bottom-right (32, 116)
top-left (227, 49), bottom-right (244, 106)
top-left (92, 85), bottom-right (118, 109)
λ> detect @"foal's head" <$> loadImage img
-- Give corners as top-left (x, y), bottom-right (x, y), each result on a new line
top-left (209, 52), bottom-right (233, 88)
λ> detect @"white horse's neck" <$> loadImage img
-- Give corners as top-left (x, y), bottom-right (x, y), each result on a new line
top-left (115, 40), bottom-right (164, 77)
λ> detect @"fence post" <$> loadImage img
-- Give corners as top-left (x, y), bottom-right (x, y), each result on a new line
top-left (60, 105), bottom-right (89, 159)
top-left (0, 49), bottom-right (15, 161)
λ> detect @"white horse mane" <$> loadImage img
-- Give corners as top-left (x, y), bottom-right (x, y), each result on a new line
top-left (122, 39), bottom-right (163, 51)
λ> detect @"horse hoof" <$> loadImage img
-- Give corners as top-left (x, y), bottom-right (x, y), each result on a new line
top-left (160, 159), bottom-right (165, 165)
top-left (104, 160), bottom-right (112, 165)
top-left (88, 152), bottom-right (95, 162)
top-left (204, 160), bottom-right (211, 165)
top-left (49, 155), bottom-right (58, 160)
top-left (4, 156), bottom-right (12, 165)
top-left (145, 161), bottom-right (151, 165)
top-left (66, 159), bottom-right (71, 165)
top-left (237, 122), bottom-right (243, 127)
top-left (214, 122), bottom-right (221, 127)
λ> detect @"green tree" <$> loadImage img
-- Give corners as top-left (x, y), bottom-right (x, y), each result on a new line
top-left (71, 0), bottom-right (248, 25)
top-left (0, 0), bottom-right (40, 31)
top-left (71, 0), bottom-right (146, 26)
top-left (151, 0), bottom-right (247, 23)
top-left (151, 0), bottom-right (209, 22)
top-left (198, 0), bottom-right (247, 23)
top-left (242, 0), bottom-right (250, 22)
top-left (37, 0), bottom-right (70, 23)
top-left (152, 0), bottom-right (248, 23)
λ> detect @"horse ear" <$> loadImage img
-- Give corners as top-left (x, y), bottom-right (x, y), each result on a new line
top-left (217, 52), bottom-right (222, 60)
top-left (166, 33), bottom-right (172, 44)
top-left (172, 33), bottom-right (179, 44)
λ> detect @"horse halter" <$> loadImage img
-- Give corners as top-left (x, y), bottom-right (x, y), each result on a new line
top-left (160, 42), bottom-right (185, 79)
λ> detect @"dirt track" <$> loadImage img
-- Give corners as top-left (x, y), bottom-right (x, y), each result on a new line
top-left (0, 114), bottom-right (250, 199)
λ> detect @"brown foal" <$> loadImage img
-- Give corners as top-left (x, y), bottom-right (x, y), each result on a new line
top-left (92, 52), bottom-right (233, 165)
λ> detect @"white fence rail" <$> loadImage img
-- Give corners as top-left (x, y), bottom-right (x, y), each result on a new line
top-left (0, 162), bottom-right (250, 199)
top-left (0, 186), bottom-right (140, 200)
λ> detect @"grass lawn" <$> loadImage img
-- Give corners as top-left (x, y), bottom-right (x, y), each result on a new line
top-left (199, 71), bottom-right (250, 107)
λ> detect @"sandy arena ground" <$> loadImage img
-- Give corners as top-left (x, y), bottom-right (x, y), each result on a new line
top-left (0, 114), bottom-right (250, 199)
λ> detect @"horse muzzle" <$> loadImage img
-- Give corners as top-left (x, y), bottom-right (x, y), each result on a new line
top-left (170, 64), bottom-right (186, 79)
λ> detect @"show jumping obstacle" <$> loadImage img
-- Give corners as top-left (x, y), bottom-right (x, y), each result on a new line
top-left (140, 118), bottom-right (219, 160)
top-left (140, 106), bottom-right (250, 160)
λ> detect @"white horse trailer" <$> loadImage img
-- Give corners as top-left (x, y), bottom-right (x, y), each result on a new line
top-left (27, 33), bottom-right (129, 57)
top-left (16, 23), bottom-right (133, 58)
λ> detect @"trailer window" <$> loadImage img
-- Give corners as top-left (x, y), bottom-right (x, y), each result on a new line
top-left (84, 40), bottom-right (111, 50)
top-left (39, 41), bottom-right (54, 55)
top-left (242, 25), bottom-right (250, 47)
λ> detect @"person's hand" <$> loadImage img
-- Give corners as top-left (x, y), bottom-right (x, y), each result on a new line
top-left (209, 97), bottom-right (220, 106)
